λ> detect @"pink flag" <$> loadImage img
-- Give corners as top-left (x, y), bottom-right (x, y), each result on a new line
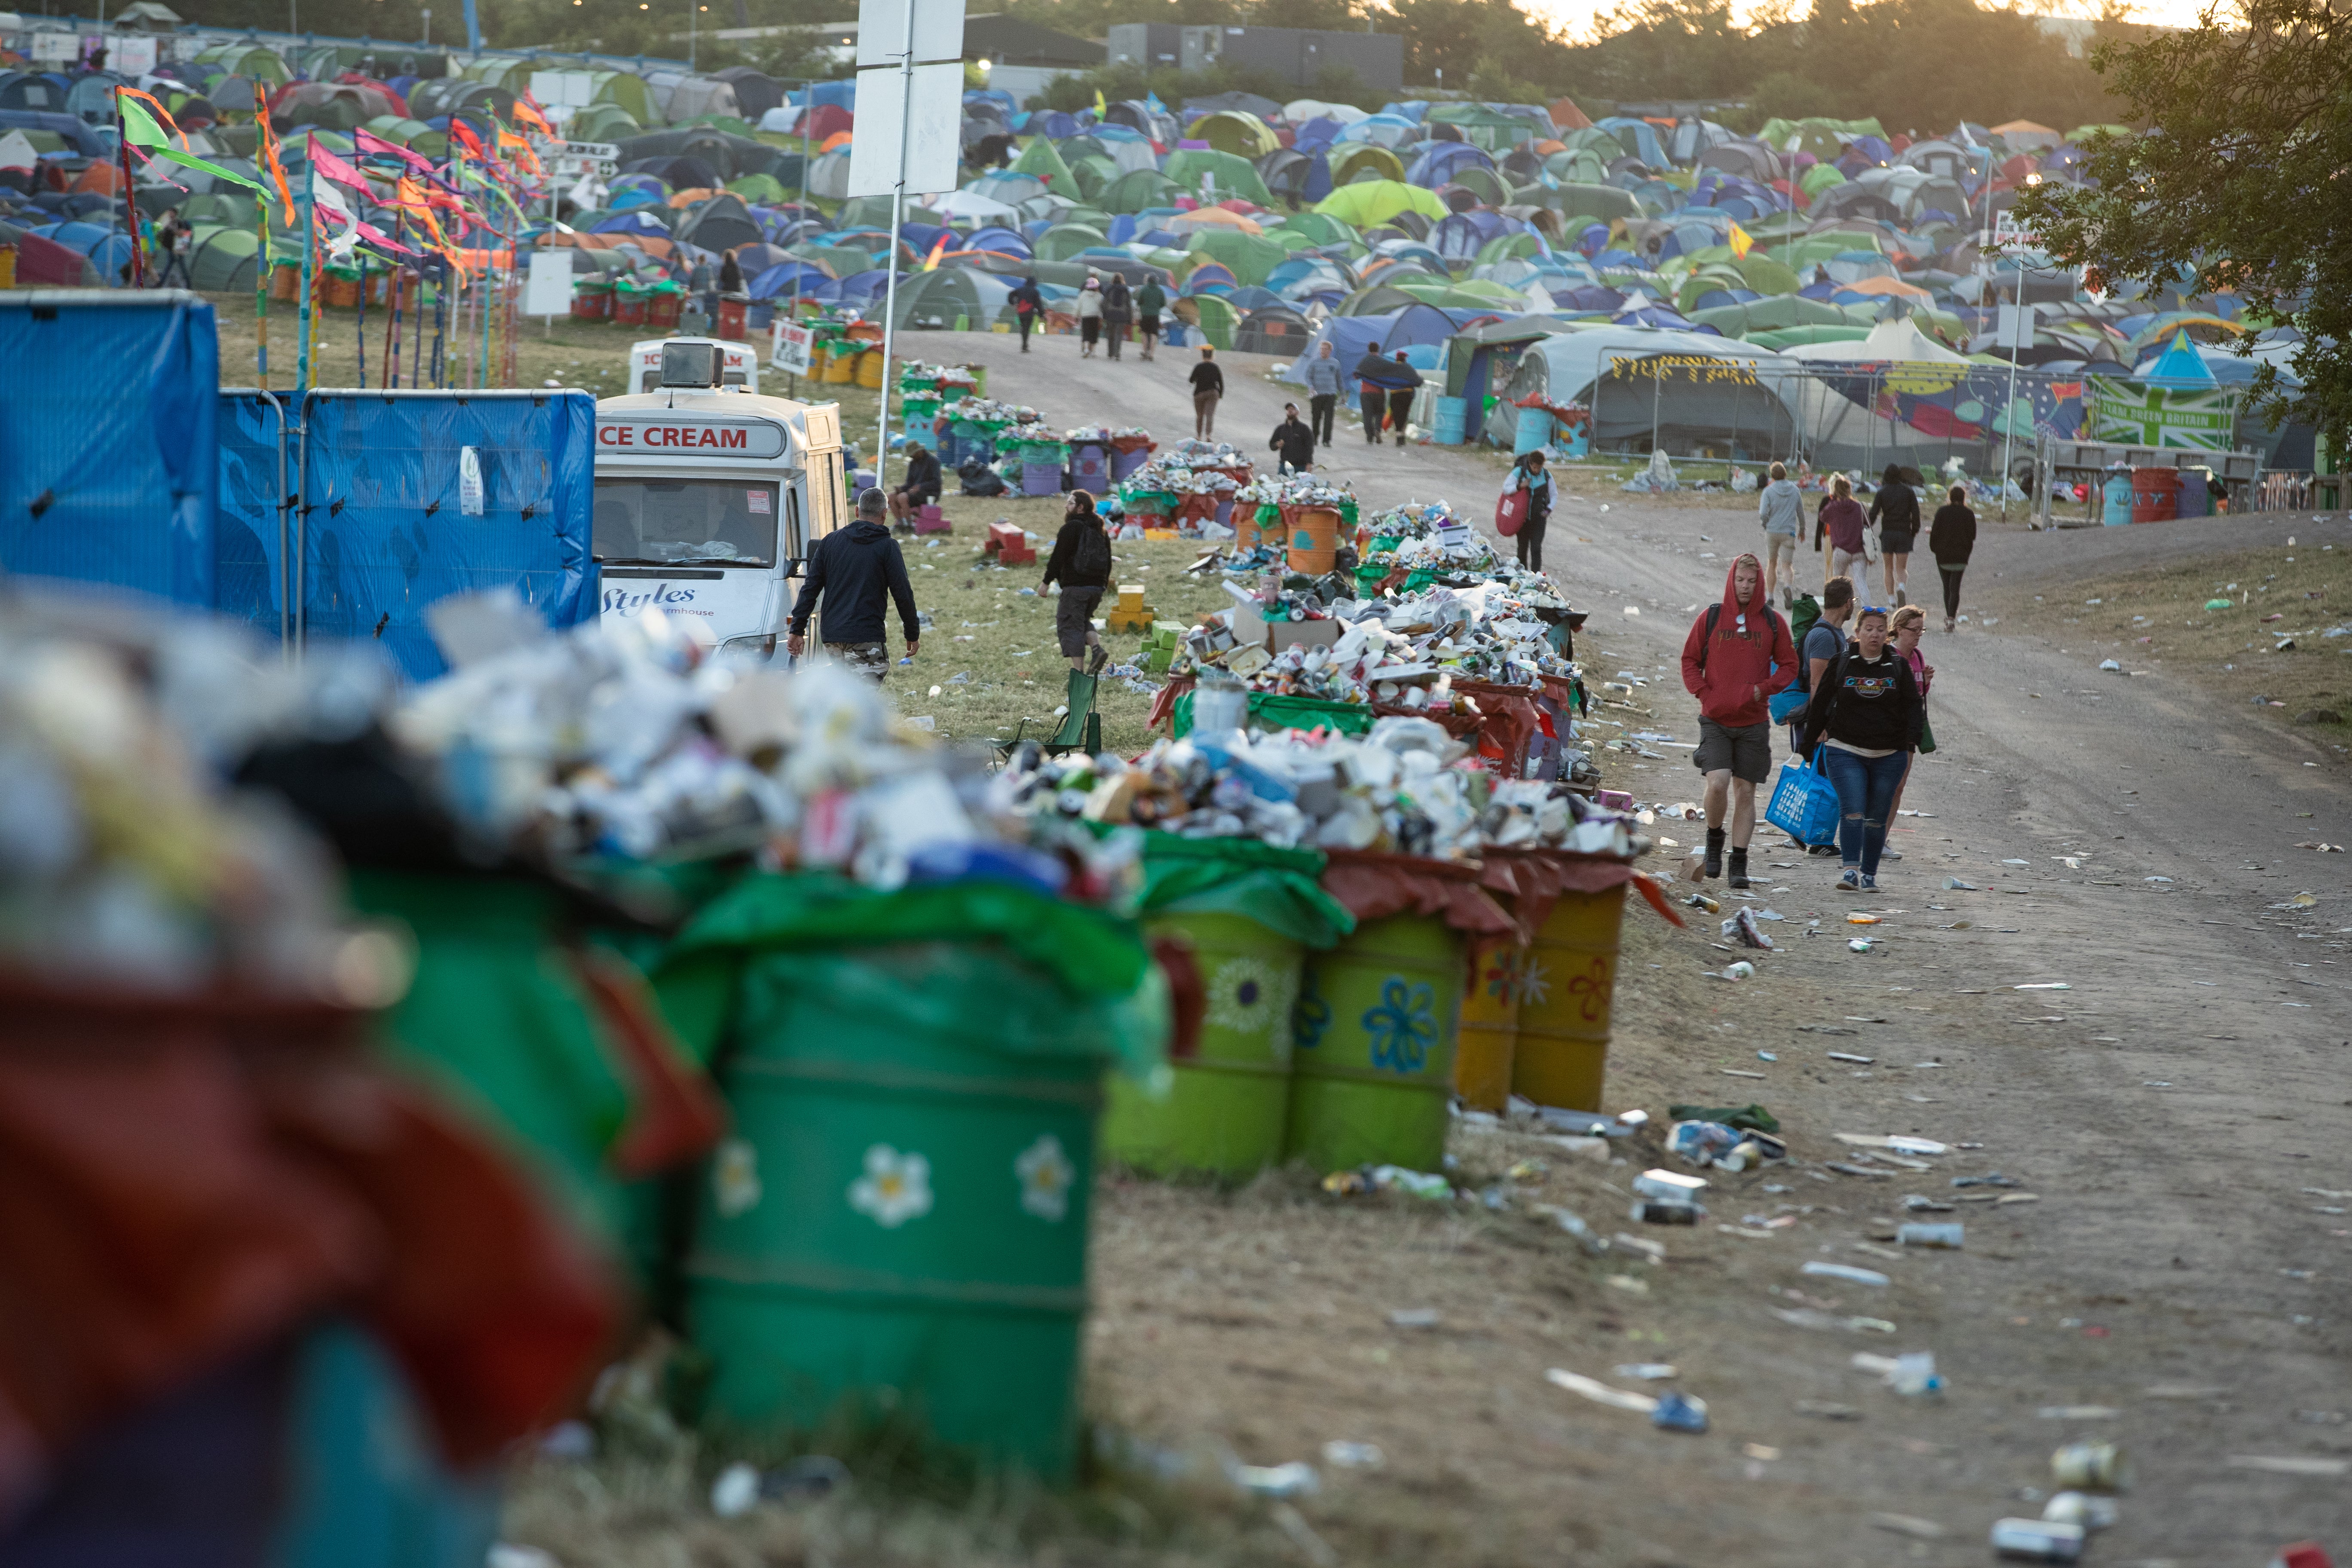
top-left (307, 141), bottom-right (377, 196)
top-left (355, 127), bottom-right (437, 174)
top-left (355, 219), bottom-right (416, 255)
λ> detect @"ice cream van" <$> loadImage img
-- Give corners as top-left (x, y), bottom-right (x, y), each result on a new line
top-left (626, 336), bottom-right (760, 394)
top-left (595, 340), bottom-right (846, 659)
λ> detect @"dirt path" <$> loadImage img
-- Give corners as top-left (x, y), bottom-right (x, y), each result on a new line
top-left (890, 328), bottom-right (2352, 1562)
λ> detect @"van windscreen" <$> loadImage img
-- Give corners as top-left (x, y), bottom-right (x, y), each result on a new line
top-left (594, 478), bottom-right (778, 566)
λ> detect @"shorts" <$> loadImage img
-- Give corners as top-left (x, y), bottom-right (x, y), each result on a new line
top-left (1081, 318), bottom-right (1102, 345)
top-left (1879, 531), bottom-right (1916, 555)
top-left (1056, 585), bottom-right (1104, 657)
top-left (826, 641), bottom-right (891, 679)
top-left (1140, 314), bottom-right (1161, 335)
top-left (1694, 717), bottom-right (1771, 784)
top-left (1764, 532), bottom-right (1797, 565)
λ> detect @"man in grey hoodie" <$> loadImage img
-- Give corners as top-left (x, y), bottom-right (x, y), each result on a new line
top-left (1302, 341), bottom-right (1343, 446)
top-left (1756, 460), bottom-right (1804, 609)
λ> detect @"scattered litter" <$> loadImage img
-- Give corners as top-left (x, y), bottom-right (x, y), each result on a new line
top-left (1545, 1367), bottom-right (1660, 1413)
top-left (1991, 1517), bottom-right (2085, 1561)
top-left (1323, 1165), bottom-right (1452, 1199)
top-left (1320, 1441), bottom-right (1384, 1470)
top-left (2015, 982), bottom-right (2071, 991)
top-left (710, 1463), bottom-right (761, 1519)
top-left (1773, 1307), bottom-right (1896, 1333)
top-left (1650, 1390), bottom-right (1710, 1433)
top-left (1387, 1308), bottom-right (1443, 1329)
top-left (2038, 1406), bottom-right (2120, 1421)
top-left (1798, 1399), bottom-right (1863, 1419)
top-left (2041, 1492), bottom-right (2118, 1531)
top-left (1897, 1223), bottom-right (1964, 1248)
top-left (1614, 1363), bottom-right (1678, 1380)
top-left (2051, 1438), bottom-right (2131, 1491)
top-left (1229, 1459), bottom-right (1321, 1498)
top-left (1945, 877), bottom-right (1981, 890)
top-left (1802, 1261), bottom-right (1890, 1287)
top-left (2229, 1456), bottom-right (2351, 1477)
top-left (1848, 938), bottom-right (1874, 952)
top-left (1722, 908), bottom-right (1777, 949)
top-left (1826, 1051), bottom-right (1876, 1063)
top-left (489, 1548), bottom-right (562, 1568)
top-left (1872, 1513), bottom-right (1945, 1540)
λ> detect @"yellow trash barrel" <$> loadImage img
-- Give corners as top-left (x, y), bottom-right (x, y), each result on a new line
top-left (1511, 883), bottom-right (1628, 1111)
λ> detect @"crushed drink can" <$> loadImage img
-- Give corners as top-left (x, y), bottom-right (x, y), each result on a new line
top-left (1992, 1518), bottom-right (2085, 1562)
top-left (1628, 1200), bottom-right (1700, 1225)
top-left (1896, 1222), bottom-right (1965, 1248)
top-left (2049, 1438), bottom-right (2132, 1493)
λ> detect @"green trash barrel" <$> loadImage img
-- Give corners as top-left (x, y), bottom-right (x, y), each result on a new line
top-left (686, 940), bottom-right (1128, 1481)
top-left (1103, 910), bottom-right (1298, 1179)
top-left (1286, 913), bottom-right (1463, 1174)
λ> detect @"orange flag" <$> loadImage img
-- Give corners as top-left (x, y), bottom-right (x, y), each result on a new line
top-left (253, 88), bottom-right (295, 226)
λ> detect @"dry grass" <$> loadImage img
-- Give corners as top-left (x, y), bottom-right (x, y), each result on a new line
top-left (1984, 536), bottom-right (2352, 748)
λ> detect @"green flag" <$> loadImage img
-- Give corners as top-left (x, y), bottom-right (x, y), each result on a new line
top-left (120, 94), bottom-right (272, 198)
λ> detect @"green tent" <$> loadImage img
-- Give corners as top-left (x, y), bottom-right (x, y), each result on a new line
top-left (1163, 149), bottom-right (1272, 207)
top-left (1799, 162), bottom-right (1848, 199)
top-left (1187, 110), bottom-right (1277, 158)
top-left (196, 43), bottom-right (291, 86)
top-left (1270, 210), bottom-right (1355, 248)
top-left (1184, 228), bottom-right (1287, 288)
top-left (1425, 102), bottom-right (1536, 152)
top-left (1099, 168), bottom-right (1185, 214)
top-left (1069, 153), bottom-right (1120, 202)
top-left (1336, 283), bottom-right (1422, 315)
top-left (1475, 231), bottom-right (1545, 268)
top-left (1445, 166), bottom-right (1513, 208)
top-left (1035, 223), bottom-right (1109, 262)
top-left (1175, 292), bottom-right (1237, 350)
top-left (1748, 323), bottom-right (1874, 350)
top-left (1329, 143), bottom-right (1404, 186)
top-left (1315, 180), bottom-right (1448, 229)
top-left (188, 225), bottom-right (260, 292)
top-left (1555, 127), bottom-right (1624, 161)
top-left (1013, 137), bottom-right (1082, 199)
top-left (571, 101), bottom-right (643, 143)
top-left (729, 172), bottom-right (786, 204)
top-left (1395, 278), bottom-right (1524, 309)
top-left (1734, 252), bottom-right (1801, 295)
top-left (1544, 148), bottom-right (1610, 185)
top-left (181, 191), bottom-right (258, 230)
top-left (1757, 117), bottom-right (1886, 161)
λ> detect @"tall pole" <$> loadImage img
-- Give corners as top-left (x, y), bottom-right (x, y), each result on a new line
top-left (871, 0), bottom-right (917, 493)
top-left (1999, 248), bottom-right (2024, 521)
top-left (114, 89), bottom-right (141, 288)
top-left (689, 0), bottom-right (697, 72)
top-left (789, 75), bottom-right (809, 397)
top-left (296, 146), bottom-right (314, 395)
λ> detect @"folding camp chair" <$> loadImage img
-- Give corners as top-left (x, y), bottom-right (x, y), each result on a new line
top-left (993, 668), bottom-right (1102, 762)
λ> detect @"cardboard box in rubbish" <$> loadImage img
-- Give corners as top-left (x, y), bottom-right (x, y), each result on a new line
top-left (1267, 619), bottom-right (1339, 653)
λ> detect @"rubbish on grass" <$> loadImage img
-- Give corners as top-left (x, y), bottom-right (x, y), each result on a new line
top-left (1903, 1194), bottom-right (1956, 1213)
top-left (1890, 1352), bottom-right (1942, 1396)
top-left (1545, 1368), bottom-right (1659, 1413)
top-left (1953, 1173), bottom-right (2022, 1188)
top-left (1324, 1164), bottom-right (1453, 1199)
top-left (1531, 1205), bottom-right (1608, 1253)
top-left (1387, 1308), bottom-right (1442, 1329)
top-left (489, 1548), bottom-right (562, 1568)
top-left (1722, 907), bottom-right (1776, 948)
top-left (1631, 1201), bottom-right (1701, 1225)
top-left (1650, 1390), bottom-right (1709, 1433)
top-left (2050, 1439), bottom-right (2132, 1491)
top-left (2098, 659), bottom-right (2121, 672)
top-left (1802, 1261), bottom-right (1890, 1287)
top-left (2015, 982), bottom-right (2071, 991)
top-left (1848, 938), bottom-right (1873, 952)
top-left (1230, 1459), bottom-right (1320, 1498)
top-left (1634, 1169), bottom-right (1708, 1203)
top-left (1798, 1400), bottom-right (1862, 1419)
top-left (1871, 1513), bottom-right (1944, 1539)
top-left (1847, 913), bottom-right (1882, 925)
top-left (1614, 1363), bottom-right (1677, 1380)
top-left (1945, 878), bottom-right (1981, 890)
top-left (1715, 960), bottom-right (1756, 980)
top-left (1897, 1223), bottom-right (1964, 1248)
top-left (1773, 1307), bottom-right (1896, 1333)
top-left (1826, 1051), bottom-right (1875, 1063)
top-left (2038, 1406), bottom-right (2121, 1420)
top-left (1666, 1102), bottom-right (1782, 1134)
top-left (2271, 1544), bottom-right (2336, 1568)
top-left (2229, 1456), bottom-right (2351, 1478)
top-left (1991, 1518), bottom-right (2085, 1562)
top-left (711, 1462), bottom-right (761, 1519)
top-left (1321, 1441), bottom-right (1384, 1470)
top-left (1685, 891), bottom-right (1720, 913)
top-left (2041, 1493), bottom-right (2117, 1531)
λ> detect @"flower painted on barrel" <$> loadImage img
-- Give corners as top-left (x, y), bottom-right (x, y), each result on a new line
top-left (1363, 978), bottom-right (1439, 1074)
top-left (1480, 944), bottom-right (1523, 1005)
top-left (1517, 952), bottom-right (1550, 1009)
top-left (1207, 954), bottom-right (1296, 1039)
top-left (1014, 1133), bottom-right (1075, 1223)
top-left (848, 1143), bottom-right (934, 1229)
top-left (1292, 971), bottom-right (1332, 1050)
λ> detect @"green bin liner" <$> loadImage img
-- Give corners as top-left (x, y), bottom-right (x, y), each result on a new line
top-left (1170, 689), bottom-right (1375, 739)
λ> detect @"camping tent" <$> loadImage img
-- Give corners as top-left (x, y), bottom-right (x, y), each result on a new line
top-left (672, 194), bottom-right (765, 253)
top-left (1494, 327), bottom-right (1794, 452)
top-left (1189, 109), bottom-right (1279, 158)
top-left (1163, 148), bottom-right (1272, 206)
top-left (889, 266), bottom-right (1014, 330)
top-left (1315, 179), bottom-right (1447, 229)
top-left (1235, 303), bottom-right (1313, 355)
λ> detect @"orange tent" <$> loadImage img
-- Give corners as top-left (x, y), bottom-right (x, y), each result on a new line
top-left (819, 130), bottom-right (851, 153)
top-left (1550, 97), bottom-right (1592, 130)
top-left (70, 162), bottom-right (125, 196)
top-left (1167, 206), bottom-right (1262, 234)
top-left (1843, 276), bottom-right (1934, 302)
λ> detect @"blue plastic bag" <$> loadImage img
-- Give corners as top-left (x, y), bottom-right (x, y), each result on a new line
top-left (1765, 746), bottom-right (1840, 846)
top-left (1767, 685), bottom-right (1810, 724)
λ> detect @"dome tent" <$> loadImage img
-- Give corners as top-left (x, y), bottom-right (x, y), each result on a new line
top-left (1162, 148), bottom-right (1272, 207)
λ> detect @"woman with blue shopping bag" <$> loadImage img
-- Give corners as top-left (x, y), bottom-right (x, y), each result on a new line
top-left (1795, 605), bottom-right (1924, 893)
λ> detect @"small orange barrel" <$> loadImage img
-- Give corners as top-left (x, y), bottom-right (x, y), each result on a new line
top-left (1453, 933), bottom-right (1523, 1111)
top-left (270, 258), bottom-right (300, 302)
top-left (1511, 883), bottom-right (1629, 1111)
top-left (1287, 505), bottom-right (1339, 576)
top-left (323, 272), bottom-right (361, 309)
top-left (2130, 466), bottom-right (2179, 523)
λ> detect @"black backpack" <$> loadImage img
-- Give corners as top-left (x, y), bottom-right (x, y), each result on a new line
top-left (1073, 520), bottom-right (1113, 582)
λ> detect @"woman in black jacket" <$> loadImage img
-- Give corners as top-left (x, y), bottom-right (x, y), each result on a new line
top-left (1798, 605), bottom-right (1923, 893)
top-left (1927, 484), bottom-right (1976, 633)
top-left (1866, 463), bottom-right (1921, 609)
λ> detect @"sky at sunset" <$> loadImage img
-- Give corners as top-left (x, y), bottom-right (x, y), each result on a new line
top-left (1522, 0), bottom-right (2216, 43)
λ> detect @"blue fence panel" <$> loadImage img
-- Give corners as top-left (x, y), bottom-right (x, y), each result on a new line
top-left (298, 391), bottom-right (599, 682)
top-left (217, 390), bottom-right (294, 646)
top-left (0, 292), bottom-right (218, 608)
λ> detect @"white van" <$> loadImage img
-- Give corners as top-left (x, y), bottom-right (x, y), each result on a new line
top-left (595, 341), bottom-right (847, 660)
top-left (627, 336), bottom-right (760, 394)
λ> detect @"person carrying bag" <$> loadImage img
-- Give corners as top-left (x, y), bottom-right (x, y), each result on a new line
top-left (1795, 604), bottom-right (1924, 893)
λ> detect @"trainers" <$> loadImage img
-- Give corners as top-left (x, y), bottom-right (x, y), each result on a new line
top-left (1881, 848), bottom-right (1902, 861)
top-left (1807, 842), bottom-right (1841, 858)
top-left (1859, 873), bottom-right (1878, 891)
top-left (1837, 868), bottom-right (1860, 891)
top-left (1727, 848), bottom-right (1750, 889)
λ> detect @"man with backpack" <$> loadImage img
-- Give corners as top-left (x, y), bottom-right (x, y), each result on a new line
top-left (1679, 553), bottom-right (1797, 888)
top-left (1042, 489), bottom-right (1113, 674)
top-left (1779, 574), bottom-right (1853, 857)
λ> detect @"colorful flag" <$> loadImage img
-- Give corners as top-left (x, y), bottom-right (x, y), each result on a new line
top-left (307, 142), bottom-right (378, 196)
top-left (1727, 220), bottom-right (1752, 258)
top-left (119, 96), bottom-right (271, 198)
top-left (449, 119), bottom-right (487, 160)
top-left (254, 101), bottom-right (295, 224)
top-left (922, 234), bottom-right (948, 270)
top-left (1093, 89), bottom-right (1107, 119)
top-left (355, 127), bottom-right (437, 173)
top-left (512, 95), bottom-right (553, 136)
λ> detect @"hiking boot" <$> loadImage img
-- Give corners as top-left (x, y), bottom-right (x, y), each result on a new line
top-left (1087, 643), bottom-right (1108, 675)
top-left (1703, 828), bottom-right (1725, 880)
top-left (1727, 848), bottom-right (1750, 889)
top-left (1837, 867), bottom-right (1860, 891)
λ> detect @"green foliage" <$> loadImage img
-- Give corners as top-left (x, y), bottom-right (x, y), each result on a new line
top-left (2015, 0), bottom-right (2350, 441)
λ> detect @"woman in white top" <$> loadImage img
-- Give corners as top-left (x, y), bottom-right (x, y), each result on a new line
top-left (1075, 276), bottom-right (1104, 357)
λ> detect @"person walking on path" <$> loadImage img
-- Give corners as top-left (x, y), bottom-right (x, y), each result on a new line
top-left (1009, 275), bottom-right (1044, 353)
top-left (1501, 449), bottom-right (1556, 573)
top-left (1867, 462), bottom-right (1921, 606)
top-left (787, 488), bottom-right (920, 679)
top-left (1680, 553), bottom-right (1798, 889)
top-left (1352, 342), bottom-right (1400, 443)
top-left (1042, 490), bottom-right (1113, 675)
top-left (1076, 276), bottom-right (1104, 357)
top-left (1135, 276), bottom-right (1165, 361)
top-left (1102, 273), bottom-right (1133, 362)
top-left (1884, 603), bottom-right (1936, 841)
top-left (1270, 402), bottom-right (1316, 474)
top-left (1927, 483), bottom-right (1976, 633)
top-left (1383, 350), bottom-right (1422, 447)
top-left (1817, 474), bottom-right (1868, 591)
top-left (1756, 459), bottom-right (1803, 608)
top-left (1784, 574), bottom-right (1853, 856)
top-left (1189, 346), bottom-right (1224, 438)
top-left (1303, 341), bottom-right (1342, 446)
top-left (1797, 603), bottom-right (1923, 892)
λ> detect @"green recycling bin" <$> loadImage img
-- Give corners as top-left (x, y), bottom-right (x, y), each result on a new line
top-left (1286, 913), bottom-right (1464, 1174)
top-left (1104, 910), bottom-right (1299, 1179)
top-left (684, 935), bottom-right (1153, 1480)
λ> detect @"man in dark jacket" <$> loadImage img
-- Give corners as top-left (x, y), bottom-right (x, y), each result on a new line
top-left (1102, 273), bottom-right (1133, 361)
top-left (1678, 553), bottom-right (1797, 887)
top-left (888, 441), bottom-right (943, 526)
top-left (1009, 275), bottom-right (1044, 352)
top-left (787, 488), bottom-right (920, 678)
top-left (1135, 276), bottom-right (1166, 360)
top-left (1353, 342), bottom-right (1402, 442)
top-left (1927, 484), bottom-right (1975, 633)
top-left (1041, 490), bottom-right (1113, 674)
top-left (719, 249), bottom-right (744, 297)
top-left (1269, 402), bottom-right (1316, 473)
top-left (1383, 350), bottom-right (1422, 447)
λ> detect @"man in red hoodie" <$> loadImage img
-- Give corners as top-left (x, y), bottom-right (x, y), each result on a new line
top-left (1679, 553), bottom-right (1797, 888)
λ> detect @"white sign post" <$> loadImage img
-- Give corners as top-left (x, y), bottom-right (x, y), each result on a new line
top-left (525, 249), bottom-right (575, 330)
top-left (847, 0), bottom-right (965, 491)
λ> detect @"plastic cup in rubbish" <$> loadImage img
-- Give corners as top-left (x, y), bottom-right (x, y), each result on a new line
top-left (1991, 1518), bottom-right (2085, 1562)
top-left (1896, 1222), bottom-right (1965, 1249)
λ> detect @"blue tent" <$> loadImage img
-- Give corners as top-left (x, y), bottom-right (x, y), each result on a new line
top-left (1430, 209), bottom-right (1521, 261)
top-left (747, 260), bottom-right (833, 300)
top-left (1293, 116), bottom-right (1343, 153)
top-left (1181, 262), bottom-right (1238, 296)
top-left (2136, 328), bottom-right (2219, 388)
top-left (963, 88), bottom-right (1016, 117)
top-left (796, 80), bottom-right (856, 110)
top-left (964, 224), bottom-right (1031, 257)
top-left (1554, 284), bottom-right (1625, 313)
top-left (1407, 141), bottom-right (1494, 189)
top-left (1380, 101), bottom-right (1430, 123)
top-left (1029, 110), bottom-right (1081, 139)
top-left (1278, 303), bottom-right (1488, 395)
top-left (1596, 117), bottom-right (1668, 168)
top-left (591, 210), bottom-right (674, 238)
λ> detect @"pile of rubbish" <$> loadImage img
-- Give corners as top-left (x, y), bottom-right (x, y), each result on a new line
top-left (1361, 499), bottom-right (1499, 573)
top-left (995, 718), bottom-right (1639, 858)
top-left (1236, 470), bottom-right (1356, 511)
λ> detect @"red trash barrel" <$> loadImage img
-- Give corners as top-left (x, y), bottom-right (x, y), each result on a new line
top-left (2130, 466), bottom-right (2180, 524)
top-left (717, 296), bottom-right (749, 341)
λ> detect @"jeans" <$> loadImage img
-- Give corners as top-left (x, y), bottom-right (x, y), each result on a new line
top-left (1360, 392), bottom-right (1385, 441)
top-left (1939, 561), bottom-right (1965, 619)
top-left (1387, 389), bottom-right (1415, 442)
top-left (1821, 746), bottom-right (1907, 876)
top-left (1193, 392), bottom-right (1218, 438)
top-left (1016, 312), bottom-right (1033, 349)
top-left (1309, 393), bottom-right (1336, 444)
top-left (1516, 512), bottom-right (1548, 572)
